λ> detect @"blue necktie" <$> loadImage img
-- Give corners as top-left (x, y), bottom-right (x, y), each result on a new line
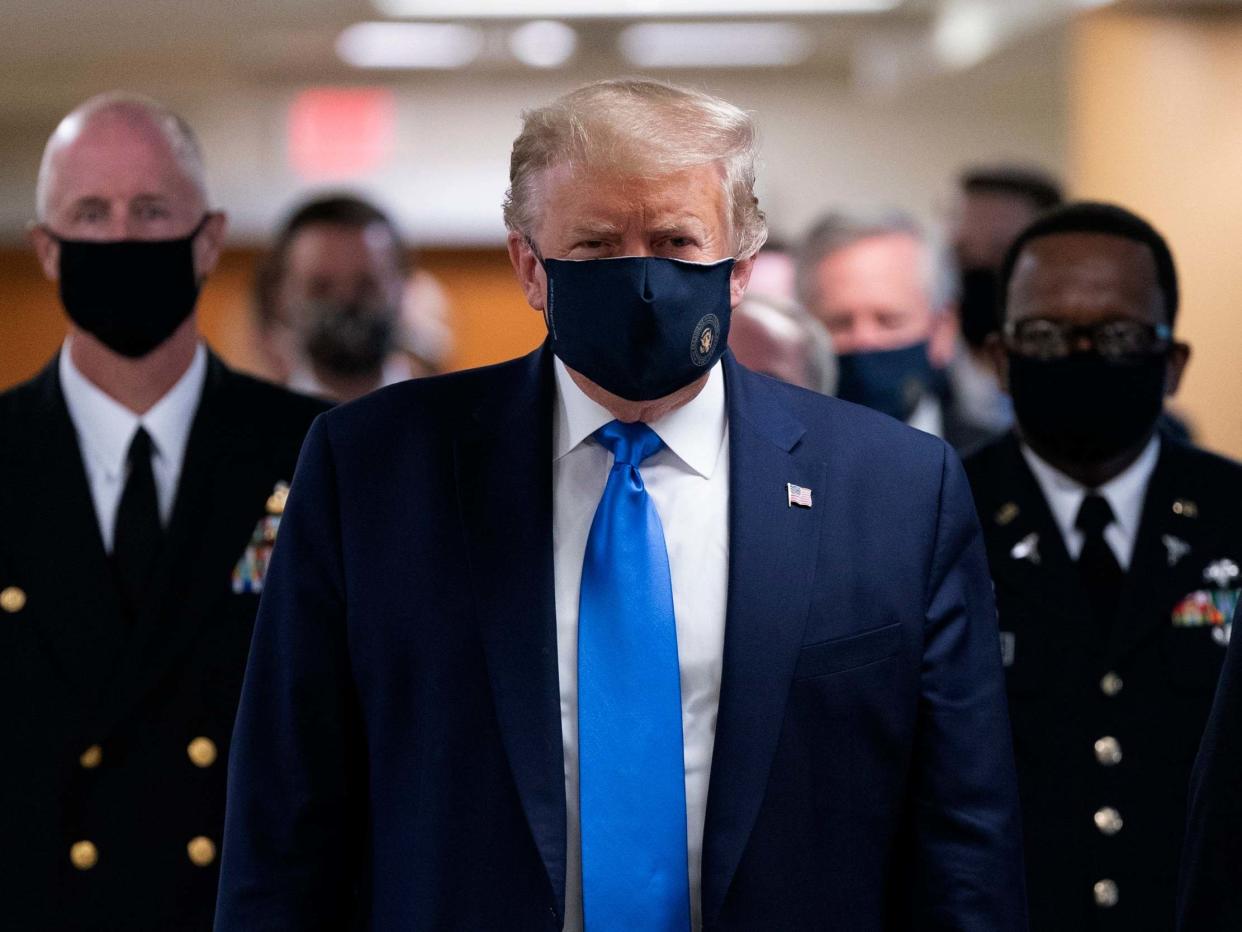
top-left (579, 420), bottom-right (691, 932)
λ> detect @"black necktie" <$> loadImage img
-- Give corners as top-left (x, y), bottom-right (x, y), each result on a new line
top-left (1075, 493), bottom-right (1123, 632)
top-left (112, 427), bottom-right (163, 619)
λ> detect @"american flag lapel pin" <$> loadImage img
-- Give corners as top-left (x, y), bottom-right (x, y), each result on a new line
top-left (787, 483), bottom-right (813, 509)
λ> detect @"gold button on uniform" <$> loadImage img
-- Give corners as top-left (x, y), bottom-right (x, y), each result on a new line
top-left (1094, 736), bottom-right (1123, 766)
top-left (187, 736), bottom-right (218, 769)
top-left (1094, 806), bottom-right (1124, 836)
top-left (1100, 672), bottom-right (1124, 697)
top-left (79, 744), bottom-right (103, 769)
top-left (1094, 879), bottom-right (1120, 908)
top-left (70, 840), bottom-right (98, 871)
top-left (0, 586), bottom-right (26, 614)
top-left (187, 835), bottom-right (216, 867)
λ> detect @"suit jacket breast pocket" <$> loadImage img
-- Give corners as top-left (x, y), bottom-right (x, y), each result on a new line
top-left (793, 622), bottom-right (903, 681)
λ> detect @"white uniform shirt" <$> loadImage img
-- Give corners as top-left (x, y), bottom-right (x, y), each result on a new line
top-left (1022, 436), bottom-right (1161, 570)
top-left (552, 357), bottom-right (730, 932)
top-left (58, 340), bottom-right (207, 553)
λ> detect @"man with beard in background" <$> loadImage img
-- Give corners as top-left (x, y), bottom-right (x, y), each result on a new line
top-left (255, 195), bottom-right (413, 403)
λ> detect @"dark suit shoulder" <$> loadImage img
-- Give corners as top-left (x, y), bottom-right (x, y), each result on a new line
top-left (317, 350), bottom-right (538, 447)
top-left (744, 368), bottom-right (951, 474)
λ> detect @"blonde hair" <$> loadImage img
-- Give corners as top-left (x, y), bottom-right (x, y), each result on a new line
top-left (503, 78), bottom-right (767, 258)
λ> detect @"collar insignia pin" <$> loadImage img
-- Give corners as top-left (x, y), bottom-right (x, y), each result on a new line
top-left (1010, 532), bottom-right (1040, 565)
top-left (1163, 535), bottom-right (1191, 568)
top-left (995, 502), bottom-right (1020, 526)
top-left (1173, 498), bottom-right (1199, 518)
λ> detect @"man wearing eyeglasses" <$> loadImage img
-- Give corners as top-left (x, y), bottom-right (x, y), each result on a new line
top-left (964, 201), bottom-right (1242, 930)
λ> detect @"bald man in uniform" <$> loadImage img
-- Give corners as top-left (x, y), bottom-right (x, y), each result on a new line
top-left (0, 93), bottom-right (325, 930)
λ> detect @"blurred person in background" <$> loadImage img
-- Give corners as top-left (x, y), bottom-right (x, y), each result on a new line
top-left (0, 92), bottom-right (325, 930)
top-left (953, 164), bottom-right (1063, 352)
top-left (797, 208), bottom-right (997, 453)
top-left (254, 194), bottom-right (414, 403)
top-left (728, 292), bottom-right (836, 393)
top-left (964, 202), bottom-right (1241, 931)
top-left (400, 267), bottom-right (456, 377)
top-left (950, 165), bottom-right (1063, 436)
top-left (216, 77), bottom-right (1026, 931)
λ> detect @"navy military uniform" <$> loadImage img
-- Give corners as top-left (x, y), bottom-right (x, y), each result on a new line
top-left (0, 352), bottom-right (326, 930)
top-left (965, 434), bottom-right (1241, 931)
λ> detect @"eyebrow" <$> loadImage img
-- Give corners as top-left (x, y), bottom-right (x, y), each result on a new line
top-left (68, 196), bottom-right (110, 216)
top-left (565, 222), bottom-right (623, 240)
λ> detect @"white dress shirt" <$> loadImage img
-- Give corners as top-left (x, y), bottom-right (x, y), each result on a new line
top-left (552, 358), bottom-right (729, 932)
top-left (1021, 436), bottom-right (1161, 571)
top-left (907, 393), bottom-right (945, 440)
top-left (59, 340), bottom-right (208, 553)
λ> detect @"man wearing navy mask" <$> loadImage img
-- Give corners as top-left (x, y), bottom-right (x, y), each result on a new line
top-left (0, 93), bottom-right (325, 929)
top-left (964, 202), bottom-right (1242, 930)
top-left (797, 209), bottom-right (999, 453)
top-left (216, 78), bottom-right (1026, 931)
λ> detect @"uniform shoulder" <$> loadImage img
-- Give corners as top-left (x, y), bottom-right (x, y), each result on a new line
top-left (0, 364), bottom-right (57, 433)
top-left (215, 365), bottom-right (331, 435)
top-left (1164, 439), bottom-right (1242, 487)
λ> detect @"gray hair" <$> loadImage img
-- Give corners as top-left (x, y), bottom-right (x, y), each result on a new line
top-left (795, 208), bottom-right (958, 316)
top-left (36, 92), bottom-right (208, 220)
top-left (503, 78), bottom-right (768, 259)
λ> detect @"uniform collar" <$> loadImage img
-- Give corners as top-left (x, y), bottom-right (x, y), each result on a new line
top-left (552, 356), bottom-right (727, 479)
top-left (59, 338), bottom-right (208, 481)
top-left (1021, 434), bottom-right (1161, 547)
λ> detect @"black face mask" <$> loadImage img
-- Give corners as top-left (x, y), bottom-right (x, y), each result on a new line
top-left (1008, 350), bottom-right (1168, 463)
top-left (542, 255), bottom-right (734, 401)
top-left (50, 216), bottom-right (209, 358)
top-left (959, 267), bottom-right (1001, 349)
top-left (300, 299), bottom-right (398, 378)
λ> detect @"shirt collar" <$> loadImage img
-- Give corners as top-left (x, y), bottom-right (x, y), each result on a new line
top-left (59, 339), bottom-right (208, 480)
top-left (1021, 434), bottom-right (1161, 543)
top-left (552, 356), bottom-right (727, 479)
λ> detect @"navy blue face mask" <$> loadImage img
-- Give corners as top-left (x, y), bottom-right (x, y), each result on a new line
top-left (542, 255), bottom-right (735, 401)
top-left (835, 341), bottom-right (933, 422)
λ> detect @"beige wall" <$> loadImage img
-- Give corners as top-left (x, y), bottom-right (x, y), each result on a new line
top-left (1069, 9), bottom-right (1242, 459)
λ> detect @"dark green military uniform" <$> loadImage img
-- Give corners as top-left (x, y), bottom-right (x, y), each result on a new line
top-left (965, 433), bottom-right (1240, 931)
top-left (0, 352), bottom-right (326, 930)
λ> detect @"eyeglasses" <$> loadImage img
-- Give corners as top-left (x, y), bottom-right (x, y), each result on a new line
top-left (1004, 318), bottom-right (1172, 362)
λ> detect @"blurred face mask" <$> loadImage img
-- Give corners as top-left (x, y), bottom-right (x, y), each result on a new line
top-left (834, 341), bottom-right (933, 422)
top-left (541, 255), bottom-right (734, 402)
top-left (49, 216), bottom-right (209, 358)
top-left (299, 299), bottom-right (397, 378)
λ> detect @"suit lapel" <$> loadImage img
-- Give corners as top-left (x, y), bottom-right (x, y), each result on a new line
top-left (21, 358), bottom-right (126, 698)
top-left (980, 436), bottom-right (1098, 676)
top-left (701, 356), bottom-right (824, 924)
top-left (454, 346), bottom-right (567, 918)
top-left (1109, 442), bottom-right (1205, 663)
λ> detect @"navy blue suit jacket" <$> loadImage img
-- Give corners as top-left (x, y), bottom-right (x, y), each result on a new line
top-left (216, 346), bottom-right (1026, 931)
